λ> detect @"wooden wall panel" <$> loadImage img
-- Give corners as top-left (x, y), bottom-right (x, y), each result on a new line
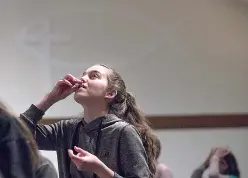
top-left (40, 114), bottom-right (248, 129)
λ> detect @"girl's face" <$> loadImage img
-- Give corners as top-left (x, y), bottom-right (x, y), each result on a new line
top-left (219, 159), bottom-right (228, 173)
top-left (74, 65), bottom-right (111, 104)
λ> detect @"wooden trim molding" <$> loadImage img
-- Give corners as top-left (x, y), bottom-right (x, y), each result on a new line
top-left (40, 114), bottom-right (248, 129)
top-left (148, 114), bottom-right (248, 129)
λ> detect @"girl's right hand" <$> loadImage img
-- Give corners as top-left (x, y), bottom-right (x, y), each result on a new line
top-left (213, 147), bottom-right (230, 159)
top-left (47, 74), bottom-right (82, 103)
top-left (36, 74), bottom-right (82, 112)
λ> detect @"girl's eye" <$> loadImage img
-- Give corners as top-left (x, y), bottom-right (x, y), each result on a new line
top-left (90, 73), bottom-right (99, 79)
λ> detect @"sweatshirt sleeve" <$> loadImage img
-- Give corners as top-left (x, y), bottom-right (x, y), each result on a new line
top-left (20, 104), bottom-right (64, 150)
top-left (114, 125), bottom-right (151, 178)
top-left (35, 156), bottom-right (58, 178)
top-left (190, 164), bottom-right (206, 178)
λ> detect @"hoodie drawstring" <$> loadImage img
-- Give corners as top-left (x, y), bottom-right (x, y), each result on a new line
top-left (93, 119), bottom-right (103, 178)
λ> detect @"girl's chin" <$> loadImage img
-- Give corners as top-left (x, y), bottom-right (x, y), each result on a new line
top-left (74, 92), bottom-right (88, 102)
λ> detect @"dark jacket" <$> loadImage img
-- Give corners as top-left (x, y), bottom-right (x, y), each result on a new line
top-left (20, 104), bottom-right (151, 178)
top-left (0, 109), bottom-right (58, 178)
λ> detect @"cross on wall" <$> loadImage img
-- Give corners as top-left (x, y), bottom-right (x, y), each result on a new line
top-left (21, 19), bottom-right (71, 88)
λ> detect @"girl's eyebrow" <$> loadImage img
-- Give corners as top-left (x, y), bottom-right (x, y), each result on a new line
top-left (82, 70), bottom-right (101, 76)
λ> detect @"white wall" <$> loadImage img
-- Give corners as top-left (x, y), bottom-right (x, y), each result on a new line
top-left (0, 0), bottom-right (247, 116)
top-left (0, 0), bottom-right (248, 177)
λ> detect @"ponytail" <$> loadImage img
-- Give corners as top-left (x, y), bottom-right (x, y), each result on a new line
top-left (102, 64), bottom-right (156, 176)
top-left (123, 92), bottom-right (156, 176)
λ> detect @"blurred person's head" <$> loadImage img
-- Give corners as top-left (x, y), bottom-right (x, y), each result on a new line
top-left (220, 152), bottom-right (240, 178)
top-left (0, 100), bottom-right (39, 165)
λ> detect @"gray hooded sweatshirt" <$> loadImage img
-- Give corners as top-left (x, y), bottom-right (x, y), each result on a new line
top-left (20, 105), bottom-right (151, 178)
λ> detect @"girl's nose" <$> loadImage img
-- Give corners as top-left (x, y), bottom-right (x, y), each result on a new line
top-left (80, 76), bottom-right (88, 83)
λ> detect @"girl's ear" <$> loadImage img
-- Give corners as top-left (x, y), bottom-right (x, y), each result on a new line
top-left (105, 90), bottom-right (117, 100)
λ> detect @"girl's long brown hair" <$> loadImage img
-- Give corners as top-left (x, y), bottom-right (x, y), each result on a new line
top-left (101, 65), bottom-right (157, 176)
